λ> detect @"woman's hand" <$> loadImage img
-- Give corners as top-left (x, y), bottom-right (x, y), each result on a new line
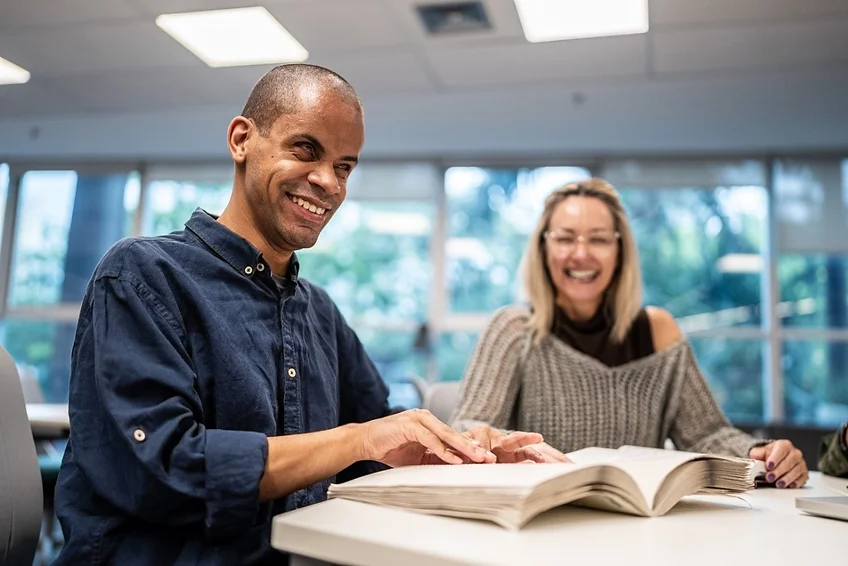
top-left (523, 442), bottom-right (571, 463)
top-left (462, 426), bottom-right (547, 463)
top-left (749, 440), bottom-right (808, 488)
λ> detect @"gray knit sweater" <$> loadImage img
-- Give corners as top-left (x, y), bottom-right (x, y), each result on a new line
top-left (450, 306), bottom-right (762, 458)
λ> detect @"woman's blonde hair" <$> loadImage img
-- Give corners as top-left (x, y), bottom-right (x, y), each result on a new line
top-left (520, 177), bottom-right (643, 343)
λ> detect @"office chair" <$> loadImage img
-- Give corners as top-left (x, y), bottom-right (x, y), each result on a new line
top-left (0, 346), bottom-right (44, 566)
top-left (423, 381), bottom-right (461, 424)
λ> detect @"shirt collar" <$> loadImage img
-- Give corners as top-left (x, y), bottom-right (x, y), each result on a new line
top-left (184, 208), bottom-right (299, 283)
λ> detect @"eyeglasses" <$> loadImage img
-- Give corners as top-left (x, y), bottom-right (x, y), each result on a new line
top-left (543, 230), bottom-right (620, 257)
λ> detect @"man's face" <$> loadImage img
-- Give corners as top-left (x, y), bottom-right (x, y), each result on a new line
top-left (240, 87), bottom-right (364, 252)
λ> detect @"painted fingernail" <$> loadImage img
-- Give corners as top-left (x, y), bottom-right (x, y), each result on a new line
top-left (789, 483), bottom-right (797, 488)
top-left (767, 461), bottom-right (775, 471)
top-left (777, 480), bottom-right (785, 488)
top-left (767, 473), bottom-right (775, 482)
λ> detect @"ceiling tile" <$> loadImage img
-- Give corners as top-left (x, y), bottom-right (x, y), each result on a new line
top-left (30, 51), bottom-right (433, 117)
top-left (40, 66), bottom-right (272, 114)
top-left (653, 18), bottom-right (848, 74)
top-left (265, 0), bottom-right (408, 53)
top-left (0, 80), bottom-right (84, 119)
top-left (650, 0), bottom-right (848, 26)
top-left (426, 35), bottom-right (648, 87)
top-left (130, 0), bottom-right (290, 16)
top-left (130, 0), bottom-right (407, 53)
top-left (383, 0), bottom-right (525, 46)
top-left (309, 51), bottom-right (435, 94)
top-left (0, 0), bottom-right (142, 29)
top-left (0, 20), bottom-right (202, 77)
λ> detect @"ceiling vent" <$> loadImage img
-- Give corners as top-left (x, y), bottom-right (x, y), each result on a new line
top-left (416, 2), bottom-right (492, 35)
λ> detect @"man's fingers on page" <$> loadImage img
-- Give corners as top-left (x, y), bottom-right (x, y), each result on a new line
top-left (445, 448), bottom-right (474, 464)
top-left (414, 427), bottom-right (463, 464)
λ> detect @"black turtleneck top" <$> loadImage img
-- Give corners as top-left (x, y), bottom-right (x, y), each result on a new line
top-left (551, 306), bottom-right (654, 367)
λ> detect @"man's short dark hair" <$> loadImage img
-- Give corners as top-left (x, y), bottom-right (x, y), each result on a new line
top-left (241, 63), bottom-right (362, 135)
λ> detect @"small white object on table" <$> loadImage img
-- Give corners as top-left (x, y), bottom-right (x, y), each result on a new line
top-left (26, 403), bottom-right (70, 439)
top-left (272, 472), bottom-right (848, 566)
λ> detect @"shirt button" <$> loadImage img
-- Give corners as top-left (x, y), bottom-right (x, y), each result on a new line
top-left (256, 263), bottom-right (265, 272)
top-left (244, 266), bottom-right (254, 275)
top-left (287, 368), bottom-right (297, 378)
top-left (133, 429), bottom-right (146, 442)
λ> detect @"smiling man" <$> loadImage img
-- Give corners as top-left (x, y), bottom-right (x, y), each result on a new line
top-left (52, 64), bottom-right (544, 566)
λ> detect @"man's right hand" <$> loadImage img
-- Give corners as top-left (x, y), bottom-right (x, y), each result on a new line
top-left (357, 409), bottom-right (497, 468)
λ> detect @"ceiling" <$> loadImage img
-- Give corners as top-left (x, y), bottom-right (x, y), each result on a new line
top-left (0, 0), bottom-right (847, 160)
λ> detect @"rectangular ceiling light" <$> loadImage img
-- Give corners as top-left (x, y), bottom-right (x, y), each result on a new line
top-left (514, 0), bottom-right (649, 43)
top-left (155, 6), bottom-right (308, 68)
top-left (0, 56), bottom-right (31, 85)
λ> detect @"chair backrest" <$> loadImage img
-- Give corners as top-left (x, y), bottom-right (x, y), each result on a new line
top-left (17, 365), bottom-right (44, 404)
top-left (0, 346), bottom-right (44, 566)
top-left (423, 381), bottom-right (461, 424)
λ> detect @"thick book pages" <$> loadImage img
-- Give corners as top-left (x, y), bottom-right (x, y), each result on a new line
top-left (326, 446), bottom-right (757, 530)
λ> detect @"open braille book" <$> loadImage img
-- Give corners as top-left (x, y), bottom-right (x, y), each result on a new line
top-left (327, 445), bottom-right (758, 530)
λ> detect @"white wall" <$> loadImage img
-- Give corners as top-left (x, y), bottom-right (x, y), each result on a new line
top-left (1, 67), bottom-right (847, 160)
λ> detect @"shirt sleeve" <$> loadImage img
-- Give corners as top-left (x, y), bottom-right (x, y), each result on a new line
top-left (668, 344), bottom-right (768, 458)
top-left (450, 307), bottom-right (530, 432)
top-left (818, 429), bottom-right (848, 477)
top-left (70, 270), bottom-right (268, 538)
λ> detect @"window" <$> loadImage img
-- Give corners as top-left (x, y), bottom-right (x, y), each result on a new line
top-left (0, 163), bottom-right (8, 248)
top-left (2, 168), bottom-right (139, 402)
top-left (602, 160), bottom-right (769, 330)
top-left (297, 201), bottom-right (433, 323)
top-left (142, 181), bottom-right (231, 236)
top-left (619, 185), bottom-right (768, 328)
top-left (776, 159), bottom-right (848, 328)
top-left (775, 158), bottom-right (848, 425)
top-left (783, 340), bottom-right (848, 426)
top-left (298, 200), bottom-right (435, 407)
top-left (9, 170), bottom-right (139, 307)
top-left (436, 331), bottom-right (479, 383)
top-left (0, 319), bottom-right (76, 403)
top-left (352, 329), bottom-right (427, 408)
top-left (690, 338), bottom-right (764, 423)
top-left (445, 166), bottom-right (590, 313)
top-left (298, 164), bottom-right (440, 406)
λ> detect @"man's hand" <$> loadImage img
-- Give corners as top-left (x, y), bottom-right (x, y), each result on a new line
top-left (749, 439), bottom-right (808, 488)
top-left (358, 409), bottom-right (497, 467)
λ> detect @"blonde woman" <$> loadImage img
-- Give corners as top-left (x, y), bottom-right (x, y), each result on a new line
top-left (451, 178), bottom-right (809, 489)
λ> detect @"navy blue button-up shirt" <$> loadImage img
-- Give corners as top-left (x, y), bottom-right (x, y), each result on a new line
top-left (54, 209), bottom-right (392, 565)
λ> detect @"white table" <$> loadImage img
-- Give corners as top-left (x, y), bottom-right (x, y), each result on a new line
top-left (26, 403), bottom-right (70, 439)
top-left (272, 472), bottom-right (848, 566)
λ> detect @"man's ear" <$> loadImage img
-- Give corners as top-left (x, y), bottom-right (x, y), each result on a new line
top-left (227, 116), bottom-right (254, 164)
